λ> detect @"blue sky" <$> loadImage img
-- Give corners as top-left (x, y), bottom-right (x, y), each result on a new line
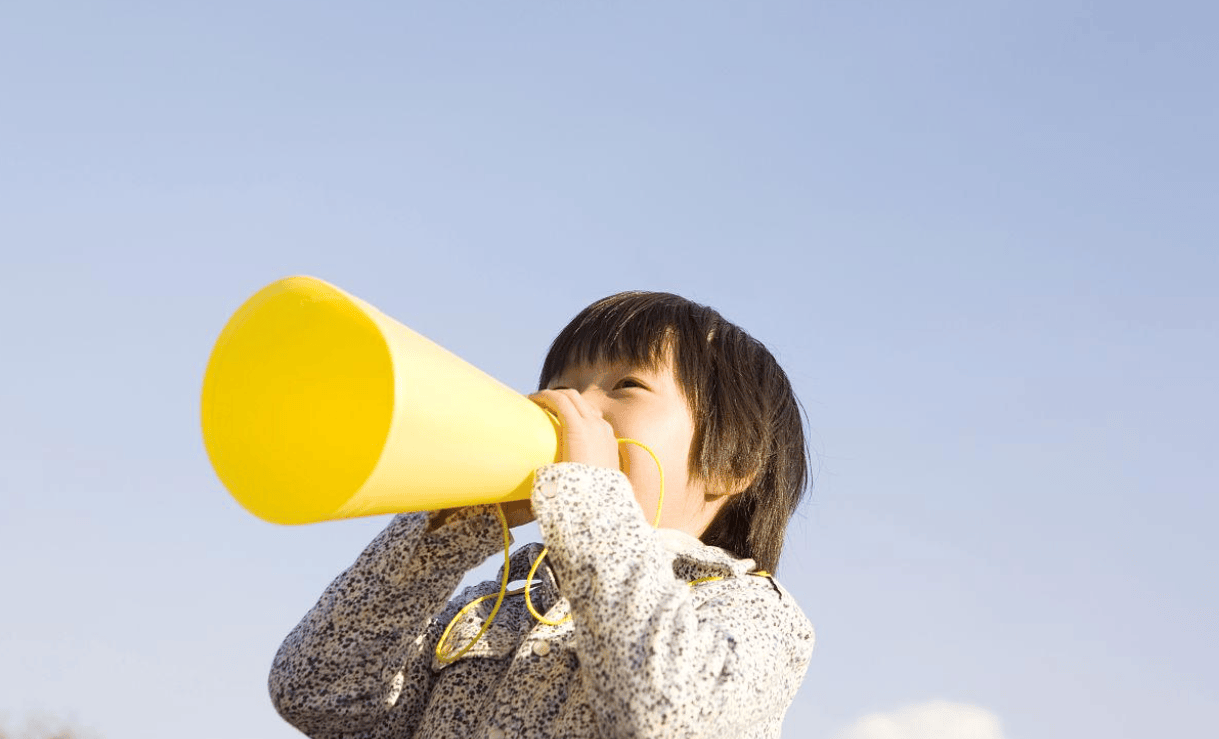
top-left (1, 2), bottom-right (1216, 738)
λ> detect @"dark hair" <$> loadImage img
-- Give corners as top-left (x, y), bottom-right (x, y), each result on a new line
top-left (538, 291), bottom-right (809, 573)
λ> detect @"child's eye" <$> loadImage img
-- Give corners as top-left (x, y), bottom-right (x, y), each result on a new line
top-left (616, 378), bottom-right (646, 390)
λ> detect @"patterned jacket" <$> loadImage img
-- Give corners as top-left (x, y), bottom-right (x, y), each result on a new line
top-left (269, 462), bottom-right (815, 739)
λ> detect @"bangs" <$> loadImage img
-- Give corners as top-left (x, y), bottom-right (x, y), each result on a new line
top-left (537, 292), bottom-right (706, 393)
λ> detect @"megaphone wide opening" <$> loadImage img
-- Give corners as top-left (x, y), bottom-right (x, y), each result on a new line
top-left (202, 277), bottom-right (395, 524)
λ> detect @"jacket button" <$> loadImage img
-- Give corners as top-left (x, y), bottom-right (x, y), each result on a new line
top-left (532, 640), bottom-right (551, 657)
top-left (540, 481), bottom-right (559, 498)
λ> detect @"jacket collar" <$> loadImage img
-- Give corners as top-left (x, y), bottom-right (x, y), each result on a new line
top-left (498, 529), bottom-right (755, 595)
top-left (656, 527), bottom-right (758, 582)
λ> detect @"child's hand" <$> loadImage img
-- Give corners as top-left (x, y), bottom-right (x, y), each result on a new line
top-left (528, 389), bottom-right (623, 472)
top-left (499, 499), bottom-right (536, 528)
top-left (430, 499), bottom-right (535, 531)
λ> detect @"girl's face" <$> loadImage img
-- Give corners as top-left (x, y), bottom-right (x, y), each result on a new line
top-left (545, 356), bottom-right (729, 536)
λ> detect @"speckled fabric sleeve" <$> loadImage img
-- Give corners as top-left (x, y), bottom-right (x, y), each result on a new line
top-left (531, 463), bottom-right (815, 738)
top-left (268, 506), bottom-right (507, 737)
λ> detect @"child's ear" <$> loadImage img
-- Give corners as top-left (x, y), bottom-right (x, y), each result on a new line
top-left (704, 473), bottom-right (752, 500)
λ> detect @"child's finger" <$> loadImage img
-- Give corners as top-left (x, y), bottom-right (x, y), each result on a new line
top-left (534, 388), bottom-right (598, 421)
top-left (527, 390), bottom-right (620, 470)
top-left (530, 388), bottom-right (604, 426)
top-left (528, 389), bottom-right (578, 426)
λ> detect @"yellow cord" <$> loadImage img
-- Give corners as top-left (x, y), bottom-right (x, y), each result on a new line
top-left (620, 437), bottom-right (666, 529)
top-left (688, 571), bottom-right (772, 587)
top-left (434, 504), bottom-right (513, 664)
top-left (524, 437), bottom-right (664, 625)
top-left (438, 434), bottom-right (737, 659)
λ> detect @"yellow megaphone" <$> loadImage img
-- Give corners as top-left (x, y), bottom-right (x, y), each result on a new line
top-left (200, 275), bottom-right (559, 524)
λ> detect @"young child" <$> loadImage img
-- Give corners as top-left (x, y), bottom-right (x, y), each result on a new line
top-left (269, 291), bottom-right (814, 739)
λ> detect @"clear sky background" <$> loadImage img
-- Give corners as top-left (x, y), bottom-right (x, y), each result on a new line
top-left (1, 2), bottom-right (1216, 738)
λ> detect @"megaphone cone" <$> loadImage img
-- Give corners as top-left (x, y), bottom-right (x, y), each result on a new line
top-left (201, 275), bottom-right (559, 524)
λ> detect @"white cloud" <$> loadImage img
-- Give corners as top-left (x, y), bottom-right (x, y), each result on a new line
top-left (832, 701), bottom-right (1005, 739)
